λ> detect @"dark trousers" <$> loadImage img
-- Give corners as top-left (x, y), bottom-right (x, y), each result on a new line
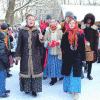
top-left (86, 61), bottom-right (92, 76)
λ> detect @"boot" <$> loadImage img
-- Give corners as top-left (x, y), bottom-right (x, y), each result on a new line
top-left (0, 94), bottom-right (9, 98)
top-left (43, 77), bottom-right (47, 80)
top-left (5, 90), bottom-right (10, 93)
top-left (59, 77), bottom-right (63, 81)
top-left (50, 78), bottom-right (57, 86)
top-left (25, 91), bottom-right (30, 94)
top-left (6, 72), bottom-right (12, 78)
top-left (32, 91), bottom-right (37, 97)
top-left (87, 75), bottom-right (93, 80)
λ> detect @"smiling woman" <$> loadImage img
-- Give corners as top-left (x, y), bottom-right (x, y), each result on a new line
top-left (14, 14), bottom-right (44, 97)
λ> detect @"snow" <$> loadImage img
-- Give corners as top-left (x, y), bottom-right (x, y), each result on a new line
top-left (61, 5), bottom-right (100, 22)
top-left (2, 62), bottom-right (100, 100)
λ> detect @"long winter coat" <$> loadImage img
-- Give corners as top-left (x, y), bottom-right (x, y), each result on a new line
top-left (61, 32), bottom-right (86, 77)
top-left (81, 24), bottom-right (98, 62)
top-left (15, 26), bottom-right (43, 78)
top-left (0, 31), bottom-right (9, 71)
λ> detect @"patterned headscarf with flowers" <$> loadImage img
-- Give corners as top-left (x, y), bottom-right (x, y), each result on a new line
top-left (68, 19), bottom-right (84, 51)
top-left (50, 19), bottom-right (57, 31)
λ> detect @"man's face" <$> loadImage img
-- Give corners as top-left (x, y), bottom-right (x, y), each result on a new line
top-left (87, 19), bottom-right (91, 24)
top-left (65, 17), bottom-right (69, 23)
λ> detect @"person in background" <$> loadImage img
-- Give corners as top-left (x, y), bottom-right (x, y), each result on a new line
top-left (97, 22), bottom-right (100, 63)
top-left (81, 13), bottom-right (98, 80)
top-left (0, 23), bottom-right (13, 78)
top-left (61, 18), bottom-right (85, 100)
top-left (60, 11), bottom-right (74, 33)
top-left (0, 30), bottom-right (10, 98)
top-left (14, 14), bottom-right (43, 97)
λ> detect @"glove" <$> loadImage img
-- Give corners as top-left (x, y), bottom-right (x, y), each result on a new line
top-left (56, 42), bottom-right (60, 46)
top-left (50, 41), bottom-right (55, 47)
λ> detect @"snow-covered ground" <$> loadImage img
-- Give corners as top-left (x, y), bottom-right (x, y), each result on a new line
top-left (3, 62), bottom-right (100, 100)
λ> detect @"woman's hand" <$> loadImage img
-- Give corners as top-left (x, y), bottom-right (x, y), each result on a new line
top-left (39, 33), bottom-right (43, 39)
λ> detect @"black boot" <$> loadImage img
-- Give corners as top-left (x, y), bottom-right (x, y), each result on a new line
top-left (5, 90), bottom-right (10, 93)
top-left (32, 91), bottom-right (37, 97)
top-left (87, 62), bottom-right (93, 80)
top-left (43, 77), bottom-right (47, 80)
top-left (87, 75), bottom-right (93, 80)
top-left (59, 77), bottom-right (63, 81)
top-left (25, 92), bottom-right (30, 94)
top-left (6, 72), bottom-right (12, 78)
top-left (50, 78), bottom-right (57, 86)
top-left (0, 94), bottom-right (9, 98)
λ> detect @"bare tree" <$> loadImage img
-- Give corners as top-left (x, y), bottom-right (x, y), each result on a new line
top-left (5, 0), bottom-right (32, 25)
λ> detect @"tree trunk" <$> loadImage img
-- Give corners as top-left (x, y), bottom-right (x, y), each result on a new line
top-left (5, 0), bottom-right (15, 24)
top-left (5, 0), bottom-right (32, 26)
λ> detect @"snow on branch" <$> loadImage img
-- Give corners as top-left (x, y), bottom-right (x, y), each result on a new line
top-left (11, 0), bottom-right (32, 14)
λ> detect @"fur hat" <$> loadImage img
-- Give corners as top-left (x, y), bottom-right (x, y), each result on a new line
top-left (84, 13), bottom-right (95, 25)
top-left (65, 11), bottom-right (74, 19)
top-left (1, 23), bottom-right (8, 30)
top-left (46, 14), bottom-right (52, 20)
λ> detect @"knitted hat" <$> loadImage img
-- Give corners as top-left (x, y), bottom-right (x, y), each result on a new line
top-left (1, 23), bottom-right (8, 30)
top-left (65, 11), bottom-right (74, 19)
top-left (74, 16), bottom-right (77, 20)
top-left (7, 24), bottom-right (10, 27)
top-left (46, 14), bottom-right (52, 20)
top-left (56, 19), bottom-right (60, 23)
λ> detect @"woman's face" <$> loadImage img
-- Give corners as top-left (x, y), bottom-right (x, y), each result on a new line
top-left (65, 17), bottom-right (69, 23)
top-left (87, 19), bottom-right (91, 24)
top-left (50, 19), bottom-right (57, 26)
top-left (69, 20), bottom-right (75, 29)
top-left (27, 16), bottom-right (35, 27)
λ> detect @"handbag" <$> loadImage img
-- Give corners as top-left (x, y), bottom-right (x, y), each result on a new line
top-left (85, 44), bottom-right (94, 61)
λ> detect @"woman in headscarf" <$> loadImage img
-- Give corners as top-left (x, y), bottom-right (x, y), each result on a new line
top-left (44, 19), bottom-right (63, 85)
top-left (15, 14), bottom-right (43, 97)
top-left (61, 18), bottom-right (86, 100)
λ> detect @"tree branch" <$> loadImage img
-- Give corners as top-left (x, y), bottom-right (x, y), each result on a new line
top-left (13, 0), bottom-right (32, 14)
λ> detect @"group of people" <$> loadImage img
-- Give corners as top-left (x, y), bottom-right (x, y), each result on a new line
top-left (0, 23), bottom-right (19, 97)
top-left (0, 11), bottom-right (99, 100)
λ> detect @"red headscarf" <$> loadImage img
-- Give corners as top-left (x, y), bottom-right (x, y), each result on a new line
top-left (68, 19), bottom-right (84, 51)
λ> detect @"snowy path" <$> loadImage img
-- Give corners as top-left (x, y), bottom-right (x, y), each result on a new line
top-left (2, 62), bottom-right (100, 100)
